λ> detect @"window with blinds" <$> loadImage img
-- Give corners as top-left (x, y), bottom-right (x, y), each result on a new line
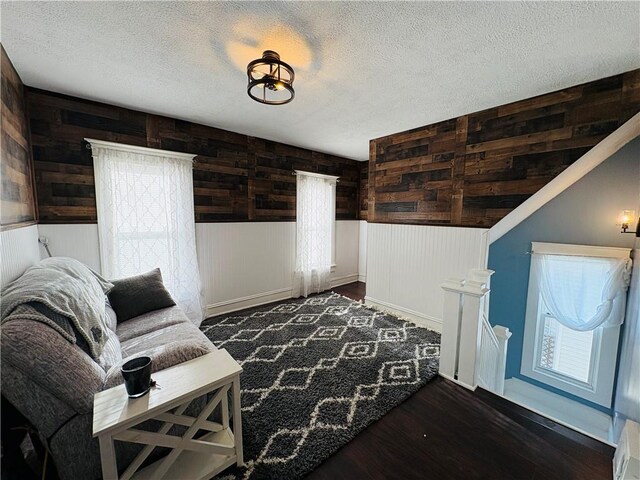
top-left (521, 242), bottom-right (630, 407)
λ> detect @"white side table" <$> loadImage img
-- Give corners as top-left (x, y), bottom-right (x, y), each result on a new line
top-left (93, 349), bottom-right (243, 480)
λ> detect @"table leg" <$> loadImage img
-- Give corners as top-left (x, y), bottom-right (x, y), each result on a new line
top-left (232, 375), bottom-right (243, 467)
top-left (98, 434), bottom-right (118, 480)
top-left (222, 388), bottom-right (229, 430)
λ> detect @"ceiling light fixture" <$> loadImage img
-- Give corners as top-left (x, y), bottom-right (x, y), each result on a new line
top-left (247, 50), bottom-right (295, 105)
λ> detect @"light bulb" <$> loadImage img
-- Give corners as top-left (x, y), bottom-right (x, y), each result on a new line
top-left (619, 209), bottom-right (636, 225)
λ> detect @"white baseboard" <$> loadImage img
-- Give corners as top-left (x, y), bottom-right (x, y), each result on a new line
top-left (331, 273), bottom-right (359, 288)
top-left (205, 273), bottom-right (360, 318)
top-left (364, 296), bottom-right (442, 332)
top-left (357, 274), bottom-right (366, 283)
top-left (502, 378), bottom-right (614, 445)
top-left (205, 287), bottom-right (292, 318)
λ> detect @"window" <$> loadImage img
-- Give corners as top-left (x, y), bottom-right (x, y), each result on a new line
top-left (539, 313), bottom-right (594, 383)
top-left (522, 242), bottom-right (631, 407)
top-left (292, 171), bottom-right (337, 298)
top-left (89, 139), bottom-right (204, 325)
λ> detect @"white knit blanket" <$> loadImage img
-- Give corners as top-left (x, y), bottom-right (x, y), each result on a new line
top-left (1, 257), bottom-right (113, 359)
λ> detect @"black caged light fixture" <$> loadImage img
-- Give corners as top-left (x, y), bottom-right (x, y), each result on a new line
top-left (247, 50), bottom-right (295, 105)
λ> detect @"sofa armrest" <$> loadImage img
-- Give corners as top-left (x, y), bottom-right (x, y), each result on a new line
top-left (1, 319), bottom-right (106, 415)
top-left (103, 339), bottom-right (213, 390)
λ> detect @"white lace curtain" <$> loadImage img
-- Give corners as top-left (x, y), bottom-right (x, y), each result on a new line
top-left (292, 172), bottom-right (336, 298)
top-left (532, 253), bottom-right (632, 331)
top-left (91, 141), bottom-right (205, 326)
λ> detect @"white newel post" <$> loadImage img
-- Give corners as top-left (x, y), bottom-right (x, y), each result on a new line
top-left (439, 279), bottom-right (464, 382)
top-left (456, 281), bottom-right (488, 389)
top-left (470, 268), bottom-right (494, 316)
top-left (439, 270), bottom-right (493, 390)
top-left (492, 325), bottom-right (512, 395)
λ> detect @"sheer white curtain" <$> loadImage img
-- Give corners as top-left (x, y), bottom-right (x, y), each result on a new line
top-left (292, 172), bottom-right (336, 298)
top-left (532, 253), bottom-right (632, 331)
top-left (91, 141), bottom-right (204, 326)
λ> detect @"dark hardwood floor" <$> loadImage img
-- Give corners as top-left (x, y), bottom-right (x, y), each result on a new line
top-left (5, 282), bottom-right (613, 480)
top-left (315, 282), bottom-right (614, 480)
top-left (332, 281), bottom-right (366, 302)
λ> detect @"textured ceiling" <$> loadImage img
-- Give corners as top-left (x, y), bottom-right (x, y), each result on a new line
top-left (2, 2), bottom-right (639, 161)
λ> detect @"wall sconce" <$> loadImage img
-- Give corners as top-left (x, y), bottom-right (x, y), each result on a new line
top-left (618, 209), bottom-right (638, 235)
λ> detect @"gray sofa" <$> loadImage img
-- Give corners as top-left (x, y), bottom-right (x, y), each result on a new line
top-left (1, 283), bottom-right (216, 479)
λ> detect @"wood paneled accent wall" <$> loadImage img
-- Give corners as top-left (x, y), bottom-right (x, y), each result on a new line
top-left (27, 88), bottom-right (362, 223)
top-left (368, 70), bottom-right (640, 227)
top-left (359, 162), bottom-right (368, 221)
top-left (1, 46), bottom-right (37, 228)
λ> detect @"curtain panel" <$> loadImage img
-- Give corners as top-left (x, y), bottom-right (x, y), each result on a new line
top-left (292, 172), bottom-right (335, 298)
top-left (91, 142), bottom-right (204, 326)
top-left (532, 253), bottom-right (632, 332)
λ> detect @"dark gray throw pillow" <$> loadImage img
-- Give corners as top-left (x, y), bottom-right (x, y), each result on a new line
top-left (107, 268), bottom-right (176, 323)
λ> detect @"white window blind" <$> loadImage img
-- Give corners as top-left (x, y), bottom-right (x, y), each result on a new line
top-left (539, 313), bottom-right (594, 383)
top-left (522, 242), bottom-right (632, 406)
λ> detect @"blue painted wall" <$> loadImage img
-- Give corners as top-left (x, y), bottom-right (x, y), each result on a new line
top-left (488, 137), bottom-right (640, 413)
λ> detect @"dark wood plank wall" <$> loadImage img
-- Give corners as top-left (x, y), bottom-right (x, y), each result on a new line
top-left (1, 46), bottom-right (37, 228)
top-left (368, 69), bottom-right (640, 227)
top-left (26, 88), bottom-right (362, 223)
top-left (358, 162), bottom-right (368, 221)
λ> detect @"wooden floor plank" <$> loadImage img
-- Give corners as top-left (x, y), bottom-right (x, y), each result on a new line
top-left (332, 281), bottom-right (366, 302)
top-left (311, 283), bottom-right (613, 480)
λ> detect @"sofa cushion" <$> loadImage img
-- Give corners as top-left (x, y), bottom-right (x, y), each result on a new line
top-left (116, 305), bottom-right (188, 343)
top-left (97, 327), bottom-right (122, 372)
top-left (120, 321), bottom-right (214, 358)
top-left (105, 324), bottom-right (215, 390)
top-left (105, 301), bottom-right (118, 332)
top-left (108, 268), bottom-right (176, 322)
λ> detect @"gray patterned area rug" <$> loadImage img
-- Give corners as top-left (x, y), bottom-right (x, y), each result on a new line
top-left (200, 292), bottom-right (440, 480)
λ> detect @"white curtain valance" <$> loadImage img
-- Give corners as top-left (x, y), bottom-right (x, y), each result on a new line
top-left (86, 138), bottom-right (196, 162)
top-left (294, 170), bottom-right (339, 183)
top-left (532, 252), bottom-right (632, 331)
top-left (90, 141), bottom-right (204, 326)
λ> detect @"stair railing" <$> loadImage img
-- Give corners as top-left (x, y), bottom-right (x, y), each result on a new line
top-left (439, 269), bottom-right (511, 394)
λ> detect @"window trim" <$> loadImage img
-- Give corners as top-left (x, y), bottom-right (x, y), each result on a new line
top-left (521, 242), bottom-right (627, 407)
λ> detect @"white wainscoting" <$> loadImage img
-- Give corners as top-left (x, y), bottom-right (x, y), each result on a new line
top-left (198, 221), bottom-right (360, 317)
top-left (365, 223), bottom-right (488, 332)
top-left (334, 220), bottom-right (360, 286)
top-left (1, 225), bottom-right (40, 288)
top-left (34, 221), bottom-right (361, 317)
top-left (196, 222), bottom-right (295, 317)
top-left (358, 220), bottom-right (367, 282)
top-left (38, 224), bottom-right (102, 272)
